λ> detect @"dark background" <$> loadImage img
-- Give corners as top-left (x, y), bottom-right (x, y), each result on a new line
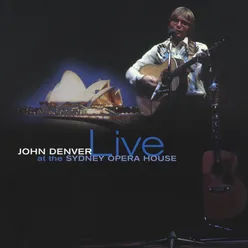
top-left (1, 0), bottom-right (243, 111)
top-left (2, 0), bottom-right (246, 247)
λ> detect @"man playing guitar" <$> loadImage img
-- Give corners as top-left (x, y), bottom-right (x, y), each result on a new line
top-left (125, 6), bottom-right (211, 124)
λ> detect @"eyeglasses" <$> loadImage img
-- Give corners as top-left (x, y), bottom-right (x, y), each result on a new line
top-left (171, 18), bottom-right (191, 28)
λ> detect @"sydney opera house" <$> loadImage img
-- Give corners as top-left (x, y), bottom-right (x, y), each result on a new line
top-left (21, 70), bottom-right (139, 122)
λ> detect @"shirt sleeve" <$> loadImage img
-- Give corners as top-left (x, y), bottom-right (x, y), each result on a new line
top-left (125, 45), bottom-right (160, 86)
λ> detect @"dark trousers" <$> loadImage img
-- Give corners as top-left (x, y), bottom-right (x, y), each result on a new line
top-left (139, 93), bottom-right (212, 142)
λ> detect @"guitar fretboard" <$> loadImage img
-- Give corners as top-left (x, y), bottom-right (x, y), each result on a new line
top-left (170, 57), bottom-right (197, 78)
top-left (166, 39), bottom-right (224, 82)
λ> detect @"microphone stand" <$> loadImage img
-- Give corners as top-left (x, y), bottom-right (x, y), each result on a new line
top-left (145, 231), bottom-right (205, 248)
top-left (150, 34), bottom-right (173, 101)
top-left (167, 35), bottom-right (173, 75)
top-left (144, 55), bottom-right (221, 248)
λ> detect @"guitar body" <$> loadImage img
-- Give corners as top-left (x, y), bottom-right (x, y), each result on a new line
top-left (137, 58), bottom-right (185, 116)
top-left (202, 150), bottom-right (247, 220)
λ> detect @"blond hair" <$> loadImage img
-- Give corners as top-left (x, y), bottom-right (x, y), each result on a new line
top-left (169, 7), bottom-right (195, 38)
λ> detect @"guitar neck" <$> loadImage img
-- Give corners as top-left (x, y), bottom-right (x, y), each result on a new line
top-left (209, 80), bottom-right (221, 161)
top-left (169, 39), bottom-right (223, 80)
top-left (211, 98), bottom-right (221, 164)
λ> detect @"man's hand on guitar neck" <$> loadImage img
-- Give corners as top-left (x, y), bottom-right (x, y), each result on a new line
top-left (139, 75), bottom-right (158, 88)
top-left (196, 49), bottom-right (210, 64)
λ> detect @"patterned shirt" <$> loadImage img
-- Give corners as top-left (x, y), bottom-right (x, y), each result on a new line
top-left (125, 37), bottom-right (208, 96)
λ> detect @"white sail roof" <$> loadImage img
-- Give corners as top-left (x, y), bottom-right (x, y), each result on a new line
top-left (45, 90), bottom-right (52, 102)
top-left (88, 86), bottom-right (114, 106)
top-left (82, 79), bottom-right (110, 102)
top-left (47, 70), bottom-right (87, 102)
top-left (43, 71), bottom-right (119, 105)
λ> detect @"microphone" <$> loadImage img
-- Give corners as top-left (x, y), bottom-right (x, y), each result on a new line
top-left (168, 28), bottom-right (176, 39)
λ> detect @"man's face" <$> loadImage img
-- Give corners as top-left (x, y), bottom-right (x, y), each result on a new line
top-left (168, 15), bottom-right (191, 40)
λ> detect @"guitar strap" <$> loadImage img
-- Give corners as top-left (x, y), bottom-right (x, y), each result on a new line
top-left (188, 40), bottom-right (197, 60)
top-left (183, 40), bottom-right (197, 75)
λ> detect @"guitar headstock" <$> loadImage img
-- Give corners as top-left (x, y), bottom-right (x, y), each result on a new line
top-left (214, 39), bottom-right (225, 46)
top-left (209, 39), bottom-right (225, 52)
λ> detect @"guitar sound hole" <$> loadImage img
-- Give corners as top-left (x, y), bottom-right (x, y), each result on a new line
top-left (208, 186), bottom-right (231, 193)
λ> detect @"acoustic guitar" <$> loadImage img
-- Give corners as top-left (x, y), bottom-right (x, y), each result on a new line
top-left (202, 82), bottom-right (247, 220)
top-left (136, 40), bottom-right (224, 116)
